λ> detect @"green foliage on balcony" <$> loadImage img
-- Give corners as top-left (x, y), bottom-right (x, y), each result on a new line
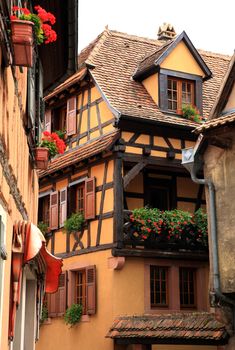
top-left (128, 207), bottom-right (208, 249)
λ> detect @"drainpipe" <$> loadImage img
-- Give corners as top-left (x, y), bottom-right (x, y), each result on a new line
top-left (182, 147), bottom-right (235, 307)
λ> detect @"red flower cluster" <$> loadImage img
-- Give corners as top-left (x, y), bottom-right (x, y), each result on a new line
top-left (11, 5), bottom-right (57, 45)
top-left (42, 131), bottom-right (66, 155)
top-left (34, 5), bottom-right (57, 44)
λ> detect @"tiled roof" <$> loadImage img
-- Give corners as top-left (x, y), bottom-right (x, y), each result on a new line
top-left (133, 40), bottom-right (173, 78)
top-left (106, 313), bottom-right (228, 344)
top-left (195, 111), bottom-right (235, 133)
top-left (81, 29), bottom-right (230, 127)
top-left (39, 130), bottom-right (119, 177)
top-left (45, 68), bottom-right (87, 101)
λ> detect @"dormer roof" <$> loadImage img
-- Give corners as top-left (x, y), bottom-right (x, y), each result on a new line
top-left (133, 31), bottom-right (212, 81)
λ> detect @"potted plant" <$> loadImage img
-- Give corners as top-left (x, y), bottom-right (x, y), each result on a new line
top-left (37, 221), bottom-right (50, 237)
top-left (64, 304), bottom-right (83, 328)
top-left (182, 104), bottom-right (203, 123)
top-left (10, 5), bottom-right (57, 67)
top-left (64, 213), bottom-right (85, 234)
top-left (35, 131), bottom-right (66, 170)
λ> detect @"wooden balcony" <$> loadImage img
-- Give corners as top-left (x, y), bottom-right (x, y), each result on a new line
top-left (115, 209), bottom-right (209, 259)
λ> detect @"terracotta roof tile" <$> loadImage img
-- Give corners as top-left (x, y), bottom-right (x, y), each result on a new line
top-left (45, 68), bottom-right (87, 101)
top-left (39, 130), bottom-right (119, 177)
top-left (195, 111), bottom-right (235, 133)
top-left (106, 313), bottom-right (228, 343)
top-left (82, 29), bottom-right (230, 127)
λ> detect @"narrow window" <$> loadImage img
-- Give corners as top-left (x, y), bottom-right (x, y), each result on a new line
top-left (76, 183), bottom-right (85, 214)
top-left (179, 268), bottom-right (196, 308)
top-left (38, 195), bottom-right (50, 225)
top-left (167, 77), bottom-right (195, 113)
top-left (75, 270), bottom-right (87, 314)
top-left (150, 266), bottom-right (168, 307)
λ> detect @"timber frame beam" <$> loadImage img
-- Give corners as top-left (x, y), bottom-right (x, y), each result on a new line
top-left (123, 159), bottom-right (148, 189)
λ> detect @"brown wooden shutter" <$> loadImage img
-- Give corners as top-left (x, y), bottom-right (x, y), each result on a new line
top-left (84, 177), bottom-right (96, 220)
top-left (66, 97), bottom-right (77, 136)
top-left (44, 109), bottom-right (51, 132)
top-left (86, 266), bottom-right (96, 315)
top-left (47, 271), bottom-right (67, 317)
top-left (59, 188), bottom-right (67, 228)
top-left (49, 191), bottom-right (59, 230)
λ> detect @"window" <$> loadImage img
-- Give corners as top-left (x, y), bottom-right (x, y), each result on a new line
top-left (75, 270), bottom-right (87, 314)
top-left (38, 195), bottom-right (50, 225)
top-left (167, 77), bottom-right (195, 113)
top-left (52, 105), bottom-right (67, 132)
top-left (150, 266), bottom-right (168, 307)
top-left (179, 268), bottom-right (196, 308)
top-left (158, 69), bottom-right (202, 115)
top-left (47, 266), bottom-right (96, 318)
top-left (76, 183), bottom-right (85, 214)
top-left (145, 177), bottom-right (175, 210)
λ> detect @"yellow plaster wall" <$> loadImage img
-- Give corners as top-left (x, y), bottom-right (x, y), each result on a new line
top-left (125, 146), bottom-right (142, 154)
top-left (121, 131), bottom-right (134, 142)
top-left (103, 188), bottom-right (114, 213)
top-left (99, 217), bottom-right (113, 244)
top-left (224, 82), bottom-right (235, 111)
top-left (142, 73), bottom-right (159, 104)
top-left (135, 134), bottom-right (150, 145)
top-left (91, 163), bottom-right (105, 186)
top-left (161, 41), bottom-right (205, 77)
top-left (54, 230), bottom-right (66, 254)
top-left (90, 86), bottom-right (101, 101)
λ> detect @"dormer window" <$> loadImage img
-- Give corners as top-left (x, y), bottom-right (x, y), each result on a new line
top-left (167, 77), bottom-right (195, 114)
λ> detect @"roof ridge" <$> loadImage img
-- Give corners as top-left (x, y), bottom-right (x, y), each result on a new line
top-left (199, 49), bottom-right (231, 60)
top-left (85, 28), bottom-right (111, 66)
top-left (108, 29), bottom-right (162, 47)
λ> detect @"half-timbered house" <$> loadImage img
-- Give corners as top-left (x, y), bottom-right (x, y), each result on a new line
top-left (0, 1), bottom-right (78, 349)
top-left (37, 25), bottom-right (231, 350)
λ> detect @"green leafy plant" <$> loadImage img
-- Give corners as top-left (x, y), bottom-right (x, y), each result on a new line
top-left (55, 129), bottom-right (66, 140)
top-left (182, 104), bottom-right (202, 123)
top-left (129, 207), bottom-right (208, 248)
top-left (64, 304), bottom-right (82, 327)
top-left (38, 221), bottom-right (49, 236)
top-left (64, 213), bottom-right (84, 234)
top-left (40, 305), bottom-right (48, 324)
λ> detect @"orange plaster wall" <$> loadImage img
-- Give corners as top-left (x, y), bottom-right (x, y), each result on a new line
top-left (0, 59), bottom-right (39, 349)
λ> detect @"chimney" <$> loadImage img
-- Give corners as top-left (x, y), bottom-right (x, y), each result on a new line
top-left (157, 23), bottom-right (176, 41)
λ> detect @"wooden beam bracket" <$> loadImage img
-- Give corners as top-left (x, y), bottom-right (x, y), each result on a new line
top-left (123, 159), bottom-right (148, 189)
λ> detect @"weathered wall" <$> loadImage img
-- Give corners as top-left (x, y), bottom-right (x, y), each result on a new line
top-left (203, 133), bottom-right (235, 293)
top-left (0, 56), bottom-right (38, 349)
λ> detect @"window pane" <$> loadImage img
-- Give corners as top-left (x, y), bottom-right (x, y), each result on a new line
top-left (150, 266), bottom-right (168, 307)
top-left (179, 268), bottom-right (196, 307)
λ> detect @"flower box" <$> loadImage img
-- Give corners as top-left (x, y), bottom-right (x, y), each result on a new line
top-left (11, 20), bottom-right (34, 67)
top-left (35, 147), bottom-right (49, 170)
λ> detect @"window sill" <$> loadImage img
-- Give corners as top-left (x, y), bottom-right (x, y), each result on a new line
top-left (81, 315), bottom-right (90, 322)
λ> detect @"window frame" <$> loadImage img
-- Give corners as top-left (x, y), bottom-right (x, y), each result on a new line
top-left (67, 264), bottom-right (96, 316)
top-left (144, 260), bottom-right (207, 314)
top-left (167, 77), bottom-right (195, 114)
top-left (179, 267), bottom-right (197, 309)
top-left (150, 266), bottom-right (169, 308)
top-left (159, 68), bottom-right (203, 116)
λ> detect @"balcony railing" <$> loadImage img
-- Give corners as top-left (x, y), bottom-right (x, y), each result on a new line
top-left (123, 208), bottom-right (208, 251)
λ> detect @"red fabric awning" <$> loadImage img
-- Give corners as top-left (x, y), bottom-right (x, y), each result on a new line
top-left (9, 221), bottom-right (63, 339)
